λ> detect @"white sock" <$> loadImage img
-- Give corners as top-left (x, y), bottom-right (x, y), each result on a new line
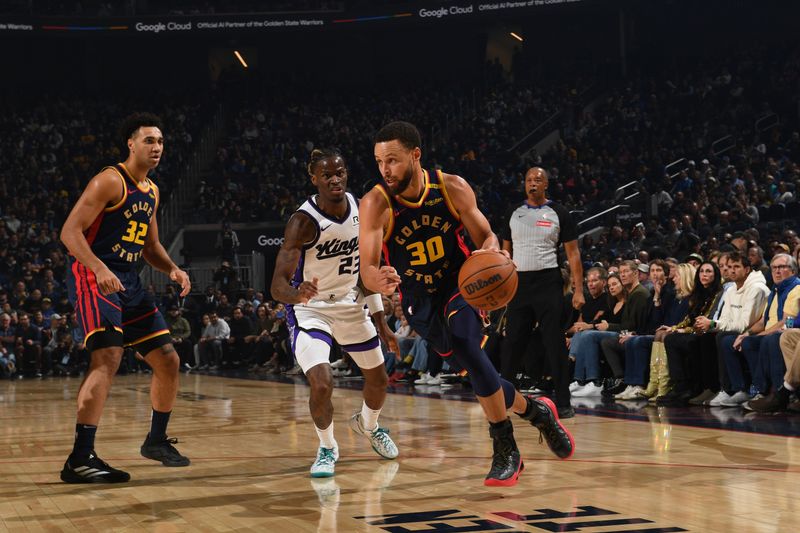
top-left (784, 381), bottom-right (796, 392)
top-left (361, 402), bottom-right (381, 432)
top-left (315, 422), bottom-right (337, 449)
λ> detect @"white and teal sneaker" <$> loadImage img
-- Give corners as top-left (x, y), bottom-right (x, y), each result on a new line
top-left (349, 413), bottom-right (399, 459)
top-left (310, 446), bottom-right (339, 478)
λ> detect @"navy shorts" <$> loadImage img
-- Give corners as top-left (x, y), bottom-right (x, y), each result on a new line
top-left (403, 286), bottom-right (475, 358)
top-left (67, 258), bottom-right (170, 353)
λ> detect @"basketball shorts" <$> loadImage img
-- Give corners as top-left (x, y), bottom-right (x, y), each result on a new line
top-left (286, 300), bottom-right (382, 373)
top-left (403, 287), bottom-right (474, 361)
top-left (67, 258), bottom-right (170, 354)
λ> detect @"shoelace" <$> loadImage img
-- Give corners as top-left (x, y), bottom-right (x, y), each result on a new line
top-left (371, 428), bottom-right (394, 448)
top-left (538, 424), bottom-right (564, 449)
top-left (316, 448), bottom-right (336, 466)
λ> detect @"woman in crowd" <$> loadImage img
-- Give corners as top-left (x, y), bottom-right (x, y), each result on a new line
top-left (571, 273), bottom-right (627, 397)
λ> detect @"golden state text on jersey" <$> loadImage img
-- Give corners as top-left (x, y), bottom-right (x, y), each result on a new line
top-left (376, 169), bottom-right (470, 295)
top-left (83, 163), bottom-right (159, 271)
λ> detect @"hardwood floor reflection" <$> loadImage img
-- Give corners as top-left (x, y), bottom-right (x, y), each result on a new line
top-left (0, 374), bottom-right (797, 532)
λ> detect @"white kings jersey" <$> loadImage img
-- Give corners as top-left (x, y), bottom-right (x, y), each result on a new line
top-left (291, 192), bottom-right (361, 306)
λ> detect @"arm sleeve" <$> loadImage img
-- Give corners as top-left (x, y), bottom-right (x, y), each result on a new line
top-left (783, 286), bottom-right (800, 318)
top-left (218, 320), bottom-right (231, 339)
top-left (551, 202), bottom-right (578, 245)
top-left (608, 290), bottom-right (651, 333)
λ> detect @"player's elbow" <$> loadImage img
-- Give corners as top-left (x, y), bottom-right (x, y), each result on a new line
top-left (59, 225), bottom-right (75, 250)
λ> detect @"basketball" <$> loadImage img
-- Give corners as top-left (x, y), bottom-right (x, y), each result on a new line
top-left (457, 251), bottom-right (518, 311)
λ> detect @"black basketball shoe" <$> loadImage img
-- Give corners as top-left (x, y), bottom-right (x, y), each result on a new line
top-left (140, 434), bottom-right (191, 467)
top-left (484, 419), bottom-right (524, 487)
top-left (518, 396), bottom-right (575, 459)
top-left (60, 452), bottom-right (130, 484)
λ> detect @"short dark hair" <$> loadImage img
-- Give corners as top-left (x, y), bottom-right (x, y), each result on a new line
top-left (119, 112), bottom-right (163, 152)
top-left (619, 260), bottom-right (638, 273)
top-left (586, 266), bottom-right (608, 280)
top-left (307, 147), bottom-right (343, 176)
top-left (650, 258), bottom-right (670, 277)
top-left (727, 250), bottom-right (749, 267)
top-left (374, 121), bottom-right (421, 151)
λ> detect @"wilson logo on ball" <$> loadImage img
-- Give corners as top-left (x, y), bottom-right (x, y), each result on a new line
top-left (463, 273), bottom-right (502, 295)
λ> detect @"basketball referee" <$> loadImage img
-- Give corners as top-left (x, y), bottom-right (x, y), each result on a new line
top-left (500, 167), bottom-right (583, 418)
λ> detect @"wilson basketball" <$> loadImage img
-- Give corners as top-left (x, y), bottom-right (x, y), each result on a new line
top-left (458, 251), bottom-right (518, 311)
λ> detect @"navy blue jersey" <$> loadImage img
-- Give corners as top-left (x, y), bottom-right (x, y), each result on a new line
top-left (376, 169), bottom-right (470, 297)
top-left (83, 163), bottom-right (159, 272)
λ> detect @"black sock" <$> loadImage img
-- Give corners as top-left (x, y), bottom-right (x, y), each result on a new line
top-left (517, 396), bottom-right (535, 420)
top-left (489, 418), bottom-right (512, 430)
top-left (71, 424), bottom-right (97, 458)
top-left (149, 409), bottom-right (171, 441)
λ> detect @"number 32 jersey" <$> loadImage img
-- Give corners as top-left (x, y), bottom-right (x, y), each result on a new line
top-left (292, 192), bottom-right (361, 305)
top-left (84, 163), bottom-right (159, 272)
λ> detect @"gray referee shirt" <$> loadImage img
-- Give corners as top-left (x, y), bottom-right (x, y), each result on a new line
top-left (500, 201), bottom-right (578, 272)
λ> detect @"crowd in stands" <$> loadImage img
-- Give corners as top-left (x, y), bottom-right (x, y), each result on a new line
top-left (2, 27), bottom-right (799, 417)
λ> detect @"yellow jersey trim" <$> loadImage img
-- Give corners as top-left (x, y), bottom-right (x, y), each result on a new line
top-left (85, 326), bottom-right (124, 343)
top-left (103, 167), bottom-right (128, 212)
top-left (148, 179), bottom-right (160, 215)
top-left (394, 169), bottom-right (431, 208)
top-left (125, 329), bottom-right (170, 348)
top-left (119, 163), bottom-right (151, 193)
top-left (437, 170), bottom-right (461, 221)
top-left (375, 185), bottom-right (395, 243)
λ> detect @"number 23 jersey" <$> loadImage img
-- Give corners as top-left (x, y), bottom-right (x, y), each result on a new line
top-left (292, 192), bottom-right (361, 305)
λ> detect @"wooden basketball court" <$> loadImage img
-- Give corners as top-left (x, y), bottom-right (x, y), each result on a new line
top-left (1, 373), bottom-right (798, 532)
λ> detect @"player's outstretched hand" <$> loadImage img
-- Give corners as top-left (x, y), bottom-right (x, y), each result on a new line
top-left (377, 266), bottom-right (401, 296)
top-left (170, 268), bottom-right (192, 297)
top-left (96, 266), bottom-right (125, 295)
top-left (297, 277), bottom-right (319, 304)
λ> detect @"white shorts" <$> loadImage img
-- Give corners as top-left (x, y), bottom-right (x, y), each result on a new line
top-left (286, 301), bottom-right (383, 373)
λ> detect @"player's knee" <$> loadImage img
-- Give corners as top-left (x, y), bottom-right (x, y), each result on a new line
top-left (309, 378), bottom-right (333, 400)
top-left (90, 347), bottom-right (123, 374)
top-left (152, 345), bottom-right (180, 374)
top-left (365, 365), bottom-right (388, 389)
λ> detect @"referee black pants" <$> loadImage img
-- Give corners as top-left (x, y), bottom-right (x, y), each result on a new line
top-left (500, 268), bottom-right (570, 408)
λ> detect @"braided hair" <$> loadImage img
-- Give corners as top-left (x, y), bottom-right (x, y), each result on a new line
top-left (307, 147), bottom-right (343, 176)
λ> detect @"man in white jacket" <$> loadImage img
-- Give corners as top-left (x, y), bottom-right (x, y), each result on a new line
top-left (695, 251), bottom-right (769, 406)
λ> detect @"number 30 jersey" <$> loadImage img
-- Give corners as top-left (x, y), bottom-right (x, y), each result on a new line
top-left (292, 192), bottom-right (361, 305)
top-left (375, 169), bottom-right (470, 297)
top-left (83, 163), bottom-right (159, 272)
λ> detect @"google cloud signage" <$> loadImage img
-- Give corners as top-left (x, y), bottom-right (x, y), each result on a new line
top-left (0, 0), bottom-right (585, 34)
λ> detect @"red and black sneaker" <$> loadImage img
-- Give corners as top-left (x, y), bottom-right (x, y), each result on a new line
top-left (484, 419), bottom-right (524, 487)
top-left (518, 396), bottom-right (575, 459)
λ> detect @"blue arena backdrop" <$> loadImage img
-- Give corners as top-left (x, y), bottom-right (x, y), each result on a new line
top-left (0, 0), bottom-right (588, 34)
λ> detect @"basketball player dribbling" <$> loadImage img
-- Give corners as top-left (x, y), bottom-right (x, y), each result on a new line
top-left (271, 148), bottom-right (399, 478)
top-left (360, 121), bottom-right (575, 486)
top-left (59, 112), bottom-right (192, 483)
